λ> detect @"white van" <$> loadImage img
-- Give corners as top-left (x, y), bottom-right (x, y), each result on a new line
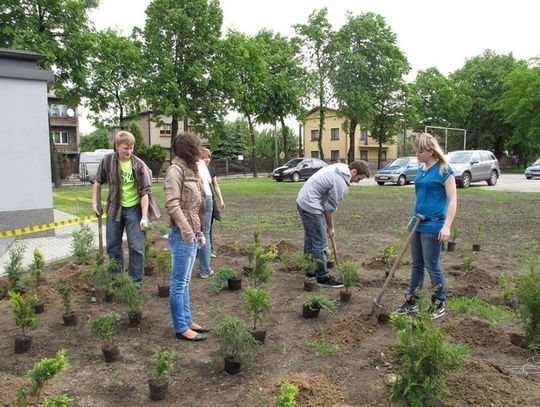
top-left (79, 149), bottom-right (113, 182)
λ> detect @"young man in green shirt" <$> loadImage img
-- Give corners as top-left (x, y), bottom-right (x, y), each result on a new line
top-left (92, 131), bottom-right (152, 287)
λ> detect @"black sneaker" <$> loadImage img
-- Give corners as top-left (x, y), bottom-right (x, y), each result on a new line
top-left (396, 297), bottom-right (418, 314)
top-left (305, 272), bottom-right (316, 279)
top-left (430, 300), bottom-right (446, 319)
top-left (316, 275), bottom-right (344, 288)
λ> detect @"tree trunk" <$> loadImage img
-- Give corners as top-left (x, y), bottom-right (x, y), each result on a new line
top-left (49, 116), bottom-right (61, 187)
top-left (298, 122), bottom-right (303, 157)
top-left (280, 116), bottom-right (289, 162)
top-left (170, 116), bottom-right (179, 160)
top-left (247, 115), bottom-right (257, 178)
top-left (378, 138), bottom-right (383, 169)
top-left (348, 119), bottom-right (357, 163)
top-left (318, 108), bottom-right (325, 161)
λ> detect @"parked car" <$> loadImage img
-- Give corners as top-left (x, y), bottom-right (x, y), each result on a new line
top-left (79, 149), bottom-right (114, 182)
top-left (374, 156), bottom-right (419, 186)
top-left (525, 158), bottom-right (540, 179)
top-left (447, 150), bottom-right (500, 188)
top-left (272, 158), bottom-right (327, 182)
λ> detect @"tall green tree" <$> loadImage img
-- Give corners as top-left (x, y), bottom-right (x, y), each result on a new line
top-left (498, 60), bottom-right (540, 165)
top-left (451, 50), bottom-right (524, 157)
top-left (142, 0), bottom-right (224, 150)
top-left (220, 31), bottom-right (269, 177)
top-left (79, 126), bottom-right (111, 152)
top-left (294, 8), bottom-right (334, 161)
top-left (83, 29), bottom-right (144, 129)
top-left (256, 30), bottom-right (307, 161)
top-left (331, 12), bottom-right (409, 167)
top-left (0, 0), bottom-right (98, 104)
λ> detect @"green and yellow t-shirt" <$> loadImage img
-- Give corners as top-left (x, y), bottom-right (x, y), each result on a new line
top-left (119, 159), bottom-right (140, 207)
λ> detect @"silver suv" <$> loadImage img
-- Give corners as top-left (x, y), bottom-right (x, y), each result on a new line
top-left (447, 150), bottom-right (500, 188)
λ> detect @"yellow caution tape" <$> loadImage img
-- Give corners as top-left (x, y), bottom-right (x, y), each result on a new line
top-left (0, 214), bottom-right (107, 238)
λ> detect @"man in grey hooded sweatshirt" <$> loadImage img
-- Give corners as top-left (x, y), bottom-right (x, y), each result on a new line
top-left (296, 160), bottom-right (369, 287)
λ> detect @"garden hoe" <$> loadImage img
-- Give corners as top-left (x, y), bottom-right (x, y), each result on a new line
top-left (369, 214), bottom-right (425, 325)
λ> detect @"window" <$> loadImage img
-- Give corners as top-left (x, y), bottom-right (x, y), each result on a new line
top-left (360, 129), bottom-right (368, 144)
top-left (331, 150), bottom-right (340, 161)
top-left (52, 131), bottom-right (69, 145)
top-left (330, 128), bottom-right (339, 140)
top-left (49, 104), bottom-right (68, 118)
top-left (360, 150), bottom-right (368, 160)
top-left (311, 151), bottom-right (319, 158)
top-left (160, 124), bottom-right (172, 135)
top-left (310, 129), bottom-right (319, 141)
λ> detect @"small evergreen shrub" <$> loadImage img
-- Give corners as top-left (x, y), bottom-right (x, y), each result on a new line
top-left (337, 260), bottom-right (361, 293)
top-left (6, 242), bottom-right (26, 293)
top-left (57, 284), bottom-right (74, 314)
top-left (155, 250), bottom-right (171, 286)
top-left (153, 349), bottom-right (179, 383)
top-left (90, 313), bottom-right (120, 347)
top-left (303, 294), bottom-right (337, 313)
top-left (242, 287), bottom-right (272, 330)
top-left (209, 267), bottom-right (238, 293)
top-left (71, 224), bottom-right (94, 265)
top-left (215, 315), bottom-right (260, 362)
top-left (9, 291), bottom-right (39, 336)
top-left (274, 381), bottom-right (299, 407)
top-left (515, 253), bottom-right (540, 351)
top-left (30, 248), bottom-right (46, 288)
top-left (110, 272), bottom-right (145, 317)
top-left (389, 306), bottom-right (470, 406)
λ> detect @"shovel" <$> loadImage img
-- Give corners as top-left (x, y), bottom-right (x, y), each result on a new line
top-left (97, 203), bottom-right (104, 265)
top-left (369, 214), bottom-right (424, 325)
top-left (330, 234), bottom-right (339, 268)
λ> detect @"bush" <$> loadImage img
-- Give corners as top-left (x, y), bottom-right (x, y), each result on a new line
top-left (249, 247), bottom-right (276, 288)
top-left (30, 248), bottom-right (46, 289)
top-left (90, 313), bottom-right (120, 346)
top-left (242, 287), bottom-right (272, 330)
top-left (515, 254), bottom-right (540, 351)
top-left (337, 260), bottom-right (361, 292)
top-left (92, 259), bottom-right (116, 290)
top-left (155, 250), bottom-right (171, 286)
top-left (153, 349), bottom-right (179, 383)
top-left (71, 224), bottom-right (94, 265)
top-left (6, 242), bottom-right (26, 293)
top-left (274, 381), bottom-right (299, 407)
top-left (214, 316), bottom-right (260, 362)
top-left (389, 306), bottom-right (470, 406)
top-left (209, 267), bottom-right (238, 293)
top-left (297, 253), bottom-right (319, 277)
top-left (9, 291), bottom-right (39, 336)
top-left (57, 284), bottom-right (74, 314)
top-left (280, 250), bottom-right (305, 271)
top-left (303, 294), bottom-right (337, 313)
top-left (110, 272), bottom-right (145, 316)
top-left (17, 349), bottom-right (68, 406)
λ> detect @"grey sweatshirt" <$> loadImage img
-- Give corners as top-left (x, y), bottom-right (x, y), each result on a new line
top-left (296, 163), bottom-right (351, 214)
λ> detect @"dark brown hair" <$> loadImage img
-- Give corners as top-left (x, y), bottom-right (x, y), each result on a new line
top-left (349, 160), bottom-right (370, 178)
top-left (172, 132), bottom-right (202, 172)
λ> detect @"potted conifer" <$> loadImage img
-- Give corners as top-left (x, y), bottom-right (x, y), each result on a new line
top-left (302, 294), bottom-right (337, 318)
top-left (111, 272), bottom-right (146, 327)
top-left (148, 349), bottom-right (179, 401)
top-left (337, 260), bottom-right (361, 302)
top-left (299, 254), bottom-right (319, 292)
top-left (215, 316), bottom-right (260, 374)
top-left (243, 231), bottom-right (262, 274)
top-left (242, 287), bottom-right (272, 344)
top-left (90, 313), bottom-right (120, 362)
top-left (472, 223), bottom-right (483, 252)
top-left (9, 291), bottom-right (39, 353)
top-left (92, 259), bottom-right (115, 302)
top-left (29, 248), bottom-right (46, 313)
top-left (447, 228), bottom-right (460, 252)
top-left (209, 267), bottom-right (242, 293)
top-left (155, 250), bottom-right (171, 298)
top-left (57, 283), bottom-right (78, 326)
top-left (144, 231), bottom-right (156, 276)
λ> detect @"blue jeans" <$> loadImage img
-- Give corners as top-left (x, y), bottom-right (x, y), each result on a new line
top-left (408, 232), bottom-right (446, 302)
top-left (198, 195), bottom-right (213, 276)
top-left (169, 230), bottom-right (198, 334)
top-left (298, 205), bottom-right (328, 279)
top-left (106, 205), bottom-right (144, 286)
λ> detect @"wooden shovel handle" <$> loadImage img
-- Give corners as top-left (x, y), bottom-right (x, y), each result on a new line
top-left (374, 214), bottom-right (425, 305)
top-left (330, 234), bottom-right (339, 267)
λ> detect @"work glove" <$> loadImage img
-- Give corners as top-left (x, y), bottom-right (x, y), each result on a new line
top-left (92, 202), bottom-right (103, 216)
top-left (140, 217), bottom-right (150, 231)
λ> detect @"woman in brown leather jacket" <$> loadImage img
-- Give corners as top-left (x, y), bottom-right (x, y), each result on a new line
top-left (164, 132), bottom-right (210, 341)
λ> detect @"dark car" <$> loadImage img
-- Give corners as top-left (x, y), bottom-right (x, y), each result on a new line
top-left (447, 150), bottom-right (500, 188)
top-left (272, 158), bottom-right (327, 182)
top-left (525, 158), bottom-right (540, 179)
top-left (374, 156), bottom-right (419, 186)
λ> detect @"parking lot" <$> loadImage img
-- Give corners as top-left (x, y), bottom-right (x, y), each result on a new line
top-left (360, 173), bottom-right (540, 193)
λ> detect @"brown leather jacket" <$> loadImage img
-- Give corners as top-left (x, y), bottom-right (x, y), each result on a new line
top-left (164, 157), bottom-right (205, 242)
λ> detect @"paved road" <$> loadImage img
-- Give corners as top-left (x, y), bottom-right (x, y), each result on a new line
top-left (359, 173), bottom-right (540, 193)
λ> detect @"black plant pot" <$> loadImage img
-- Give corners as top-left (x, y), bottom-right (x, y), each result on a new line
top-left (14, 335), bottom-right (32, 354)
top-left (447, 242), bottom-right (457, 252)
top-left (251, 330), bottom-right (267, 344)
top-left (472, 244), bottom-right (481, 252)
top-left (34, 302), bottom-right (45, 314)
top-left (102, 344), bottom-right (120, 362)
top-left (304, 279), bottom-right (317, 292)
top-left (227, 278), bottom-right (242, 291)
top-left (144, 265), bottom-right (155, 276)
top-left (148, 380), bottom-right (168, 401)
top-left (62, 311), bottom-right (78, 326)
top-left (340, 290), bottom-right (352, 303)
top-left (128, 310), bottom-right (143, 327)
top-left (224, 357), bottom-right (241, 375)
top-left (302, 304), bottom-right (320, 318)
top-left (158, 285), bottom-right (170, 298)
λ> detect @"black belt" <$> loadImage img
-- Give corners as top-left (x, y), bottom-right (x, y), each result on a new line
top-left (423, 217), bottom-right (445, 222)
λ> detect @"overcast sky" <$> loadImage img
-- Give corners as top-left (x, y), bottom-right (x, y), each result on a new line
top-left (81, 0), bottom-right (540, 134)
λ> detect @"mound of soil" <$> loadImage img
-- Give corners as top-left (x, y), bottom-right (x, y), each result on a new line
top-left (215, 244), bottom-right (243, 257)
top-left (312, 314), bottom-right (374, 350)
top-left (448, 359), bottom-right (538, 407)
top-left (442, 318), bottom-right (511, 352)
top-left (275, 240), bottom-right (302, 258)
top-left (362, 256), bottom-right (391, 270)
top-left (454, 267), bottom-right (497, 289)
top-left (274, 373), bottom-right (346, 407)
top-left (52, 262), bottom-right (92, 293)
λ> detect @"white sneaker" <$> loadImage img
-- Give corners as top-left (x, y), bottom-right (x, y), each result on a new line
top-left (200, 270), bottom-right (215, 279)
top-left (211, 253), bottom-right (217, 258)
